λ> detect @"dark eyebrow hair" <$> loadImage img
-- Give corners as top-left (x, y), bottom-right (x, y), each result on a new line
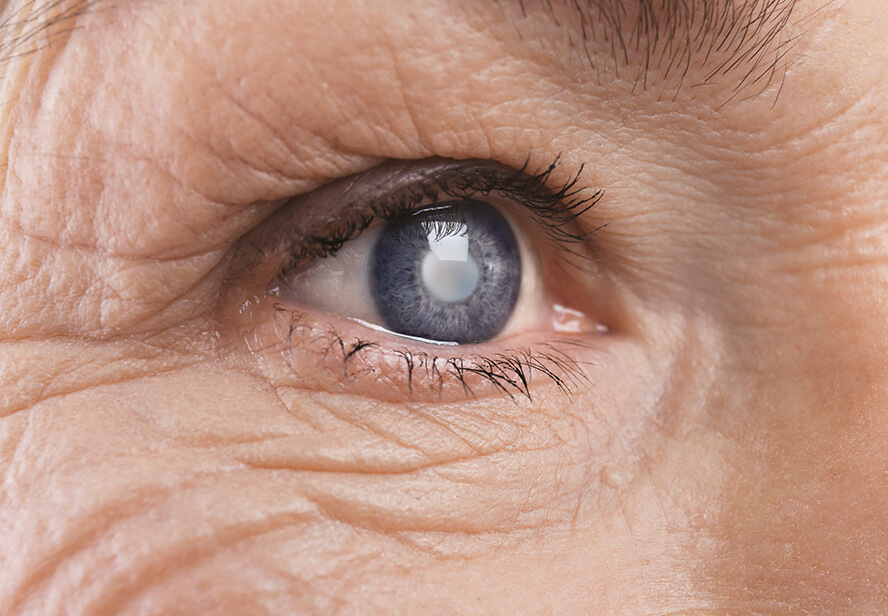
top-left (2, 0), bottom-right (804, 103)
top-left (0, 0), bottom-right (97, 65)
top-left (510, 0), bottom-right (803, 98)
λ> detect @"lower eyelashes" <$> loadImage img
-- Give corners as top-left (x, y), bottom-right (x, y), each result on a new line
top-left (240, 304), bottom-right (598, 402)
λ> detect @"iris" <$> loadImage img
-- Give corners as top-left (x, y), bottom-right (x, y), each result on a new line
top-left (371, 201), bottom-right (521, 344)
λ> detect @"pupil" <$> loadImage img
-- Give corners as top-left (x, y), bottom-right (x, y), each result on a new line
top-left (370, 201), bottom-right (521, 344)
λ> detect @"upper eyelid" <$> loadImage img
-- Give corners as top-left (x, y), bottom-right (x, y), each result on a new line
top-left (253, 158), bottom-right (535, 257)
top-left (229, 157), bottom-right (602, 287)
top-left (232, 159), bottom-right (476, 273)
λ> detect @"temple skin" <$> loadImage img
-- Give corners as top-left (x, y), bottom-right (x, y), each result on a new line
top-left (0, 0), bottom-right (887, 614)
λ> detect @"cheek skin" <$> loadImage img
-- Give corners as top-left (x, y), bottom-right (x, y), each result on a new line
top-left (1, 323), bottom-right (731, 614)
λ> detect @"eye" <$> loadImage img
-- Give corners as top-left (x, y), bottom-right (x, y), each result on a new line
top-left (275, 200), bottom-right (522, 345)
top-left (228, 157), bottom-right (612, 401)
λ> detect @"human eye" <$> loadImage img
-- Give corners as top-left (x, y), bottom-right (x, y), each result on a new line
top-left (224, 157), bottom-right (615, 402)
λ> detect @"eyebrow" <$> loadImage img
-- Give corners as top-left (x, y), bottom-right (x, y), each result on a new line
top-left (0, 0), bottom-right (96, 65)
top-left (510, 0), bottom-right (801, 96)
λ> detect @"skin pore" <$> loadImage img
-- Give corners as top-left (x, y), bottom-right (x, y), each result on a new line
top-left (1, 0), bottom-right (887, 613)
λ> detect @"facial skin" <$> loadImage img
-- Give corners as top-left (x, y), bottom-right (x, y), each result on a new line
top-left (1, 0), bottom-right (887, 613)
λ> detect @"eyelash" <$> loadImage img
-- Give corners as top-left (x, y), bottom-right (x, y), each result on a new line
top-left (258, 156), bottom-right (604, 401)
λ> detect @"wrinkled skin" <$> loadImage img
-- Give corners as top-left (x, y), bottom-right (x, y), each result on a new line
top-left (1, 0), bottom-right (887, 614)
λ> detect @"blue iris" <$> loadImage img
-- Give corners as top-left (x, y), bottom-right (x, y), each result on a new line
top-left (371, 201), bottom-right (521, 344)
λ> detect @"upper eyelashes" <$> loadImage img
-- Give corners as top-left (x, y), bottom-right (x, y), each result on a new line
top-left (256, 157), bottom-right (604, 274)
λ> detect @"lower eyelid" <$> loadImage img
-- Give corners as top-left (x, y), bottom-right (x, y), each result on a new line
top-left (224, 296), bottom-right (601, 403)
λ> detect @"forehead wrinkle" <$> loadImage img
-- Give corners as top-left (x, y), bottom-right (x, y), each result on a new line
top-left (506, 0), bottom-right (801, 97)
